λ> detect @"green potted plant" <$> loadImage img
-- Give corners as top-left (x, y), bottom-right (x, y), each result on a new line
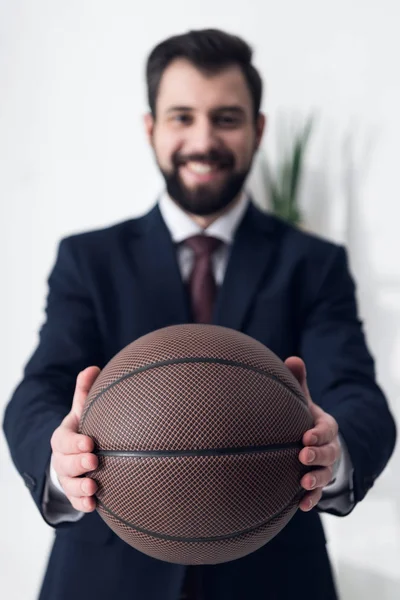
top-left (259, 115), bottom-right (314, 227)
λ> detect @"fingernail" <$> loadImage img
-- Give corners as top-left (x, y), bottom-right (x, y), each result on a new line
top-left (82, 457), bottom-right (91, 470)
top-left (78, 440), bottom-right (87, 452)
top-left (82, 481), bottom-right (90, 494)
top-left (310, 435), bottom-right (318, 445)
top-left (307, 498), bottom-right (313, 510)
top-left (309, 476), bottom-right (317, 489)
top-left (307, 450), bottom-right (316, 463)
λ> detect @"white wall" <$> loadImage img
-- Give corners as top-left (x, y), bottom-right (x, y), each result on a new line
top-left (1, 2), bottom-right (399, 598)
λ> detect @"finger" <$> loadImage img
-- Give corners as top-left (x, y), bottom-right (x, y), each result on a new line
top-left (300, 466), bottom-right (334, 491)
top-left (299, 443), bottom-right (338, 467)
top-left (303, 416), bottom-right (338, 447)
top-left (284, 358), bottom-right (323, 446)
top-left (69, 494), bottom-right (97, 513)
top-left (284, 357), bottom-right (312, 403)
top-left (284, 359), bottom-right (329, 433)
top-left (284, 358), bottom-right (318, 446)
top-left (52, 451), bottom-right (98, 478)
top-left (299, 488), bottom-right (322, 512)
top-left (58, 475), bottom-right (98, 499)
top-left (51, 426), bottom-right (94, 455)
top-left (71, 366), bottom-right (101, 421)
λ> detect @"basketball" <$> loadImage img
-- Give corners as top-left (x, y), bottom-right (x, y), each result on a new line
top-left (79, 324), bottom-right (313, 565)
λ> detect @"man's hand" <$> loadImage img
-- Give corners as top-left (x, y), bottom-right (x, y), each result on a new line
top-left (285, 357), bottom-right (341, 512)
top-left (50, 366), bottom-right (100, 513)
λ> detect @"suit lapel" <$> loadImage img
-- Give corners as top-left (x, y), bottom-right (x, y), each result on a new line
top-left (214, 202), bottom-right (281, 331)
top-left (128, 204), bottom-right (190, 329)
top-left (128, 201), bottom-right (281, 334)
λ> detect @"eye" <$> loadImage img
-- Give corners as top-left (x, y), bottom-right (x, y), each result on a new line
top-left (173, 114), bottom-right (192, 124)
top-left (215, 115), bottom-right (240, 127)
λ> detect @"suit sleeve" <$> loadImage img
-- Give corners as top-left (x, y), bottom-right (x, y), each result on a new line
top-left (319, 433), bottom-right (354, 513)
top-left (42, 463), bottom-right (85, 525)
top-left (300, 245), bottom-right (396, 516)
top-left (2, 237), bottom-right (104, 528)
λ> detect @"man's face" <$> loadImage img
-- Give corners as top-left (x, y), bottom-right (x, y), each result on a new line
top-left (144, 59), bottom-right (265, 216)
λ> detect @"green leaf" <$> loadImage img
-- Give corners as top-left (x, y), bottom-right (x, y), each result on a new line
top-left (262, 114), bottom-right (315, 226)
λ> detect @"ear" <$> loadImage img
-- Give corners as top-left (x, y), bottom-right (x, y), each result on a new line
top-left (143, 112), bottom-right (155, 147)
top-left (255, 112), bottom-right (267, 150)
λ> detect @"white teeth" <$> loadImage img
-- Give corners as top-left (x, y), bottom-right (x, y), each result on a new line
top-left (186, 162), bottom-right (215, 174)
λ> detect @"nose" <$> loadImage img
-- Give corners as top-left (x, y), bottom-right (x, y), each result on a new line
top-left (186, 117), bottom-right (218, 155)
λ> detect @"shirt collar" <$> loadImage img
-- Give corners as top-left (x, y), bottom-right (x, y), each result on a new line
top-left (158, 189), bottom-right (250, 244)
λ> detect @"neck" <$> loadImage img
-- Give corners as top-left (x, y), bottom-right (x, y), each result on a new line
top-left (184, 193), bottom-right (243, 230)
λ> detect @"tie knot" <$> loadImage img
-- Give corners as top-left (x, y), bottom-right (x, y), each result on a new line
top-left (184, 234), bottom-right (222, 257)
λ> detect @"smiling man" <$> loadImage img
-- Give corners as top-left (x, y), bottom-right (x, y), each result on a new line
top-left (3, 28), bottom-right (396, 600)
top-left (146, 56), bottom-right (263, 224)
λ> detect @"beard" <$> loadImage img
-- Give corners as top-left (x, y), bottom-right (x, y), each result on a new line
top-left (157, 149), bottom-right (253, 217)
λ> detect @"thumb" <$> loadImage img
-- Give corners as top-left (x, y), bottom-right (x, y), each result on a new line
top-left (284, 356), bottom-right (323, 421)
top-left (69, 366), bottom-right (101, 426)
top-left (284, 357), bottom-right (310, 400)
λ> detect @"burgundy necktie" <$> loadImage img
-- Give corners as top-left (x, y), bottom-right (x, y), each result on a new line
top-left (184, 234), bottom-right (222, 324)
top-left (180, 235), bottom-right (222, 600)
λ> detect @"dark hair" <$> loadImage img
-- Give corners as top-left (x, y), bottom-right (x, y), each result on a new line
top-left (145, 29), bottom-right (263, 124)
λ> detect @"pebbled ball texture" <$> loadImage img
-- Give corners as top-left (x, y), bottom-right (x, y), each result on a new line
top-left (79, 324), bottom-right (313, 564)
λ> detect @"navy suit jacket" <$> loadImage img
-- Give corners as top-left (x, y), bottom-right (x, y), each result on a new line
top-left (3, 201), bottom-right (396, 599)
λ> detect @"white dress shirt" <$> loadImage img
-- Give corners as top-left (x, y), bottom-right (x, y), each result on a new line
top-left (42, 190), bottom-right (353, 524)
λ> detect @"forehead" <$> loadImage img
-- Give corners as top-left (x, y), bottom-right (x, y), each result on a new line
top-left (156, 58), bottom-right (252, 115)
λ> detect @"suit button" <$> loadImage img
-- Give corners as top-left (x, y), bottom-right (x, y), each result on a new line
top-left (22, 472), bottom-right (36, 491)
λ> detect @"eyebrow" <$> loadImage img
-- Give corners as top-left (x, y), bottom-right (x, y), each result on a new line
top-left (166, 105), bottom-right (246, 116)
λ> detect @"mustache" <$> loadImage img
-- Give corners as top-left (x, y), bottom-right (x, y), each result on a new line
top-left (173, 150), bottom-right (234, 169)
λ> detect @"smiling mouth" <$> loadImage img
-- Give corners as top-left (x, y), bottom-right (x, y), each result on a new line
top-left (186, 161), bottom-right (221, 173)
top-left (179, 161), bottom-right (229, 183)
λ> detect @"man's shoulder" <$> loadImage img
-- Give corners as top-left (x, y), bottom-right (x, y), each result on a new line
top-left (59, 206), bottom-right (157, 250)
top-left (283, 221), bottom-right (342, 259)
top-left (253, 205), bottom-right (344, 259)
top-left (255, 210), bottom-right (350, 292)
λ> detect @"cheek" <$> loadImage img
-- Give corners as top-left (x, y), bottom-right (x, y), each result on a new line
top-left (228, 131), bottom-right (256, 168)
top-left (153, 128), bottom-right (180, 168)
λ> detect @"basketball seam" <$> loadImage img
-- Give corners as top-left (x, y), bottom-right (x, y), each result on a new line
top-left (95, 442), bottom-right (303, 457)
top-left (80, 357), bottom-right (306, 429)
top-left (96, 490), bottom-right (304, 544)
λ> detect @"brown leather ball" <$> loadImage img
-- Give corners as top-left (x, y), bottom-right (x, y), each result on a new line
top-left (79, 324), bottom-right (312, 565)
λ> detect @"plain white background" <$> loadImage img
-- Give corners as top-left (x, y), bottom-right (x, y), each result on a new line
top-left (1, 1), bottom-right (399, 598)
